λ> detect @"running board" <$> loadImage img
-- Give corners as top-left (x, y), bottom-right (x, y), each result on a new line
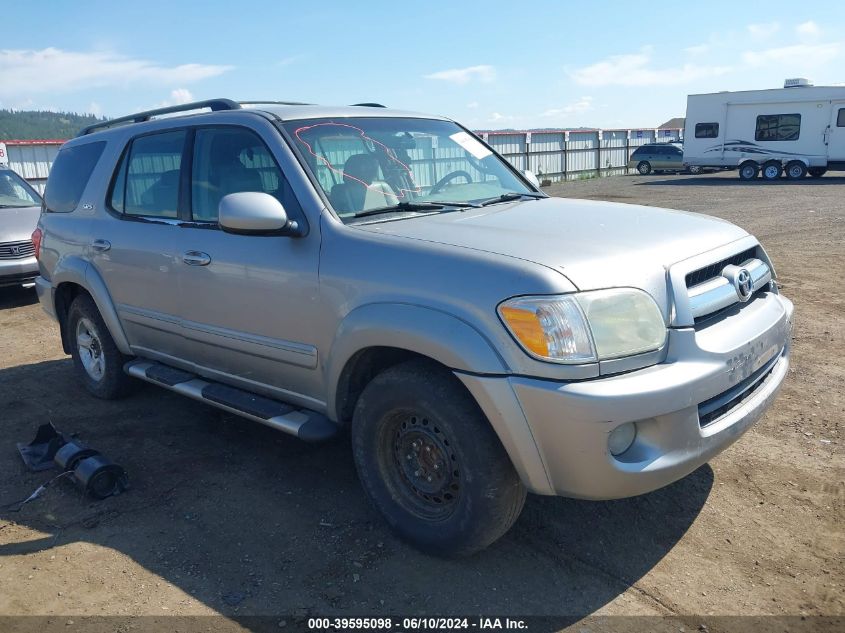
top-left (124, 360), bottom-right (338, 442)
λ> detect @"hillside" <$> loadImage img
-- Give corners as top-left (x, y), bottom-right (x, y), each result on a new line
top-left (0, 109), bottom-right (106, 140)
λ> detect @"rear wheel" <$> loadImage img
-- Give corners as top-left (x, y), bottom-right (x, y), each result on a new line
top-left (761, 161), bottom-right (783, 181)
top-left (785, 161), bottom-right (808, 180)
top-left (636, 161), bottom-right (652, 175)
top-left (738, 161), bottom-right (759, 181)
top-left (351, 359), bottom-right (526, 557)
top-left (808, 167), bottom-right (827, 178)
top-left (687, 165), bottom-right (703, 175)
top-left (68, 294), bottom-right (135, 399)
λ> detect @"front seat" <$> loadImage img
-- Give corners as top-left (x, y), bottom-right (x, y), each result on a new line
top-left (331, 154), bottom-right (390, 213)
top-left (204, 135), bottom-right (264, 219)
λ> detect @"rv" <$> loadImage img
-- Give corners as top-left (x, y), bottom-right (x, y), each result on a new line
top-left (682, 79), bottom-right (845, 180)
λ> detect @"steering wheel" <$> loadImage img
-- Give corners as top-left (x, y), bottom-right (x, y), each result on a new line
top-left (429, 170), bottom-right (473, 195)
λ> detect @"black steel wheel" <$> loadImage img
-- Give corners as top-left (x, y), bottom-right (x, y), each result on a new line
top-left (808, 167), bottom-right (827, 178)
top-left (352, 359), bottom-right (526, 557)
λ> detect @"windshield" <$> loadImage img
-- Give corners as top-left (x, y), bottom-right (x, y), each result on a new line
top-left (283, 117), bottom-right (534, 221)
top-left (0, 169), bottom-right (42, 208)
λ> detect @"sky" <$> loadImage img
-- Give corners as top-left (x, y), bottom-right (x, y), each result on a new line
top-left (2, 1), bottom-right (844, 130)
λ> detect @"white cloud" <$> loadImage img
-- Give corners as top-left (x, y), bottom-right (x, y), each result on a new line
top-left (568, 50), bottom-right (732, 86)
top-left (0, 48), bottom-right (232, 99)
top-left (87, 101), bottom-right (103, 117)
top-left (277, 54), bottom-right (304, 67)
top-left (488, 112), bottom-right (518, 124)
top-left (742, 42), bottom-right (842, 68)
top-left (684, 44), bottom-right (710, 56)
top-left (542, 96), bottom-right (594, 118)
top-left (155, 88), bottom-right (194, 108)
top-left (747, 22), bottom-right (781, 40)
top-left (424, 65), bottom-right (496, 84)
top-left (796, 21), bottom-right (821, 40)
top-left (466, 101), bottom-right (479, 109)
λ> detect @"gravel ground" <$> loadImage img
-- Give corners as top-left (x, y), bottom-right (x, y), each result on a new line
top-left (0, 171), bottom-right (842, 630)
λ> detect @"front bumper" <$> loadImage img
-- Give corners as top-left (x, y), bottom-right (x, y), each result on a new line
top-left (0, 256), bottom-right (38, 287)
top-left (459, 292), bottom-right (793, 499)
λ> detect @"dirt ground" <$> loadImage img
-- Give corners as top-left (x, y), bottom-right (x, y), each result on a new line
top-left (0, 172), bottom-right (842, 630)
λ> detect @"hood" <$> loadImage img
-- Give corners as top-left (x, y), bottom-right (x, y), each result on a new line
top-left (357, 197), bottom-right (748, 293)
top-left (1, 205), bottom-right (41, 243)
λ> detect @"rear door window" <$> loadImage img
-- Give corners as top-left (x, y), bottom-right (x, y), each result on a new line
top-left (110, 131), bottom-right (186, 218)
top-left (44, 141), bottom-right (106, 213)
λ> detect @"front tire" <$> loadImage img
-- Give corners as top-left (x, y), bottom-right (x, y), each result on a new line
top-left (68, 294), bottom-right (135, 399)
top-left (637, 161), bottom-right (652, 175)
top-left (761, 160), bottom-right (783, 181)
top-left (738, 161), bottom-right (759, 181)
top-left (351, 359), bottom-right (526, 557)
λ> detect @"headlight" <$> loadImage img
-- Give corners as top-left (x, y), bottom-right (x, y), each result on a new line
top-left (498, 289), bottom-right (666, 363)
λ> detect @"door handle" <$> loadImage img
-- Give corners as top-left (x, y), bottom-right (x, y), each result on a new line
top-left (182, 250), bottom-right (211, 266)
top-left (91, 239), bottom-right (111, 252)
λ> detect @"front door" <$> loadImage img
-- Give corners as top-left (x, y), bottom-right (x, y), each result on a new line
top-left (828, 102), bottom-right (845, 162)
top-left (176, 125), bottom-right (323, 406)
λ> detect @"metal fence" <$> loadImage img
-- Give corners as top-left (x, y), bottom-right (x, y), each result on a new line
top-left (0, 127), bottom-right (682, 194)
top-left (478, 128), bottom-right (682, 183)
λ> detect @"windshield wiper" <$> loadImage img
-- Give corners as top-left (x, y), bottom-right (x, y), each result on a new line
top-left (353, 200), bottom-right (479, 219)
top-left (479, 192), bottom-right (547, 207)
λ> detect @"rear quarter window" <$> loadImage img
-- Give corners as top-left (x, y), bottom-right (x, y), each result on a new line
top-left (43, 141), bottom-right (106, 213)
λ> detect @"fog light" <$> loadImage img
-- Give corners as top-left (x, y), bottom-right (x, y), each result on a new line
top-left (608, 422), bottom-right (637, 456)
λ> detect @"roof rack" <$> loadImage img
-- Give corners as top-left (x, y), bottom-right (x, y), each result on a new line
top-left (239, 100), bottom-right (313, 106)
top-left (351, 102), bottom-right (386, 108)
top-left (77, 98), bottom-right (242, 136)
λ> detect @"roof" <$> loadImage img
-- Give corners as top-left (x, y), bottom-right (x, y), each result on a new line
top-left (245, 103), bottom-right (448, 122)
top-left (658, 117), bottom-right (685, 129)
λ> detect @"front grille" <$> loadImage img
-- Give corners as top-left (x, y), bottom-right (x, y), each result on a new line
top-left (698, 349), bottom-right (782, 427)
top-left (0, 240), bottom-right (35, 259)
top-left (685, 247), bottom-right (757, 287)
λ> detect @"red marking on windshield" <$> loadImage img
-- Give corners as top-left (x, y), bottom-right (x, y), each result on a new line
top-left (294, 122), bottom-right (421, 200)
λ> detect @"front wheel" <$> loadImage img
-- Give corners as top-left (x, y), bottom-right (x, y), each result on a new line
top-left (636, 161), bottom-right (652, 175)
top-left (68, 294), bottom-right (135, 399)
top-left (351, 359), bottom-right (526, 557)
top-left (738, 162), bottom-right (759, 181)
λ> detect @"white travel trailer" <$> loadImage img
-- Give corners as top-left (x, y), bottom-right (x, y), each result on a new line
top-left (682, 79), bottom-right (845, 180)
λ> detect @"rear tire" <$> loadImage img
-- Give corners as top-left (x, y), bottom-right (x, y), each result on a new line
top-left (67, 294), bottom-right (135, 399)
top-left (761, 160), bottom-right (783, 181)
top-left (687, 165), bottom-right (703, 175)
top-left (808, 167), bottom-right (827, 178)
top-left (636, 161), bottom-right (652, 175)
top-left (738, 161), bottom-right (759, 181)
top-left (351, 359), bottom-right (526, 557)
top-left (785, 161), bottom-right (808, 180)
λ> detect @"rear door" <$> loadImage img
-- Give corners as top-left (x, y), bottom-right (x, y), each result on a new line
top-left (175, 124), bottom-right (322, 404)
top-left (88, 130), bottom-right (189, 362)
top-left (828, 102), bottom-right (845, 162)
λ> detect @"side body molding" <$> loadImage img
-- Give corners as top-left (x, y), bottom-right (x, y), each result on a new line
top-left (325, 302), bottom-right (508, 414)
top-left (50, 256), bottom-right (132, 355)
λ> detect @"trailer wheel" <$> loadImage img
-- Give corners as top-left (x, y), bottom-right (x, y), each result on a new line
top-left (761, 161), bottom-right (783, 181)
top-left (636, 161), bottom-right (652, 175)
top-left (738, 162), bottom-right (759, 181)
top-left (785, 161), bottom-right (808, 180)
top-left (808, 167), bottom-right (827, 178)
top-left (687, 165), bottom-right (703, 175)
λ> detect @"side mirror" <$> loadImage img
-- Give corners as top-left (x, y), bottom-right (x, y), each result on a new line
top-left (218, 192), bottom-right (298, 235)
top-left (523, 169), bottom-right (540, 188)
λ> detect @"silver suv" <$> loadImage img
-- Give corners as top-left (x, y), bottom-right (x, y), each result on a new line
top-left (1, 166), bottom-right (42, 287)
top-left (34, 99), bottom-right (793, 556)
